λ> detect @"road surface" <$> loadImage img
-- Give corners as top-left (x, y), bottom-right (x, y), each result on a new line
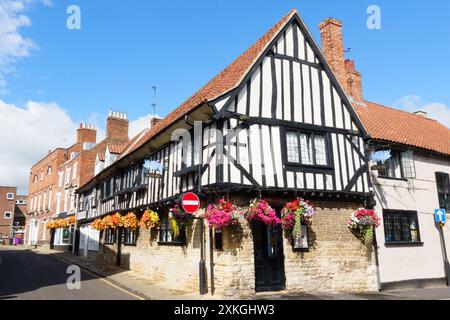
top-left (0, 246), bottom-right (140, 300)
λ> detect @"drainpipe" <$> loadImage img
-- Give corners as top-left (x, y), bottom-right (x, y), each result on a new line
top-left (209, 228), bottom-right (215, 295)
top-left (199, 218), bottom-right (206, 295)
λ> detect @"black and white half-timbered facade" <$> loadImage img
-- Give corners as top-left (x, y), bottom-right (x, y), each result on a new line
top-left (75, 9), bottom-right (378, 296)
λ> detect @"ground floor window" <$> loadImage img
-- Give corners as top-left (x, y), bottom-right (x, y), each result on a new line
top-left (54, 227), bottom-right (72, 246)
top-left (383, 210), bottom-right (421, 243)
top-left (159, 212), bottom-right (186, 245)
top-left (104, 228), bottom-right (116, 244)
top-left (122, 228), bottom-right (138, 246)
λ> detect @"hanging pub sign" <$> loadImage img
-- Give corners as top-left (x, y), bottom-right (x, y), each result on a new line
top-left (144, 160), bottom-right (165, 178)
top-left (370, 164), bottom-right (386, 171)
top-left (370, 150), bottom-right (392, 163)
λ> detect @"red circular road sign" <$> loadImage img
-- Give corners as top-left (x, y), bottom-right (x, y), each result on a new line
top-left (181, 192), bottom-right (201, 214)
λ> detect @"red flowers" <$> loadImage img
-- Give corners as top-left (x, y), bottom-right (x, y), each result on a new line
top-left (281, 198), bottom-right (315, 237)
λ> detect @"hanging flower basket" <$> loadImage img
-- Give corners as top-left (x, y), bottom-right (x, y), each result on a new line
top-left (347, 209), bottom-right (380, 245)
top-left (281, 198), bottom-right (315, 238)
top-left (140, 209), bottom-right (160, 229)
top-left (245, 199), bottom-right (281, 226)
top-left (47, 217), bottom-right (77, 229)
top-left (170, 204), bottom-right (193, 220)
top-left (203, 198), bottom-right (242, 229)
top-left (46, 221), bottom-right (57, 229)
top-left (91, 218), bottom-right (106, 231)
top-left (123, 212), bottom-right (139, 230)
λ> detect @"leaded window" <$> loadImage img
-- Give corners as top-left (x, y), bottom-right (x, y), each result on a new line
top-left (122, 228), bottom-right (137, 246)
top-left (104, 228), bottom-right (116, 244)
top-left (285, 130), bottom-right (329, 167)
top-left (436, 172), bottom-right (450, 213)
top-left (383, 210), bottom-right (421, 243)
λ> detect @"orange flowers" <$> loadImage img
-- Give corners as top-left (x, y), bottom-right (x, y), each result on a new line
top-left (140, 209), bottom-right (160, 229)
top-left (46, 216), bottom-right (77, 229)
top-left (123, 212), bottom-right (139, 230)
top-left (91, 212), bottom-right (141, 231)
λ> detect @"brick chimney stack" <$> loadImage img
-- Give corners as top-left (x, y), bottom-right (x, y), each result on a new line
top-left (106, 111), bottom-right (129, 141)
top-left (76, 123), bottom-right (97, 144)
top-left (150, 117), bottom-right (161, 128)
top-left (319, 18), bottom-right (363, 102)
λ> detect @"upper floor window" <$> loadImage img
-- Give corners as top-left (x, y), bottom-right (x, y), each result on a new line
top-left (6, 192), bottom-right (14, 200)
top-left (58, 171), bottom-right (64, 187)
top-left (377, 150), bottom-right (416, 179)
top-left (73, 162), bottom-right (78, 180)
top-left (33, 175), bottom-right (38, 183)
top-left (40, 170), bottom-right (44, 181)
top-left (65, 167), bottom-right (71, 184)
top-left (383, 210), bottom-right (421, 244)
top-left (436, 172), bottom-right (450, 213)
top-left (285, 130), bottom-right (329, 167)
top-left (4, 212), bottom-right (12, 219)
top-left (47, 166), bottom-right (52, 176)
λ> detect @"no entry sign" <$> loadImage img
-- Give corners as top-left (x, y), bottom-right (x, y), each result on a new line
top-left (181, 192), bottom-right (200, 214)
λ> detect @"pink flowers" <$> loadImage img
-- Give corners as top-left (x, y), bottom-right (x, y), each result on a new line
top-left (245, 199), bottom-right (281, 226)
top-left (203, 199), bottom-right (242, 229)
top-left (347, 209), bottom-right (380, 230)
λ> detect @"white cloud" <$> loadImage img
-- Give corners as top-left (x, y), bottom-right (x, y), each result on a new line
top-left (394, 95), bottom-right (450, 128)
top-left (0, 99), bottom-right (77, 194)
top-left (0, 0), bottom-right (51, 91)
top-left (129, 114), bottom-right (160, 138)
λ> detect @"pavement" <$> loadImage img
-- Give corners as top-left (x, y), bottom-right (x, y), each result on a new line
top-left (2, 245), bottom-right (450, 300)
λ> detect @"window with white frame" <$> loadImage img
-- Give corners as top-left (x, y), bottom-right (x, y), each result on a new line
top-left (72, 162), bottom-right (78, 180)
top-left (48, 189), bottom-right (52, 210)
top-left (56, 192), bottom-right (61, 214)
top-left (65, 167), bottom-right (71, 184)
top-left (58, 171), bottom-right (64, 187)
top-left (43, 190), bottom-right (47, 210)
top-left (6, 192), bottom-right (14, 200)
top-left (47, 166), bottom-right (52, 176)
top-left (37, 193), bottom-right (42, 212)
top-left (377, 150), bottom-right (416, 179)
top-left (285, 130), bottom-right (329, 167)
top-left (4, 212), bottom-right (12, 219)
top-left (63, 190), bottom-right (69, 213)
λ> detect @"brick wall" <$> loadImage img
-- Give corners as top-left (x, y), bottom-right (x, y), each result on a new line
top-left (0, 187), bottom-right (17, 241)
top-left (76, 200), bottom-right (378, 296)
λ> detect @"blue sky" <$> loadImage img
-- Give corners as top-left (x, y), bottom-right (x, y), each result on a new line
top-left (5, 0), bottom-right (450, 120)
top-left (1, 0), bottom-right (449, 193)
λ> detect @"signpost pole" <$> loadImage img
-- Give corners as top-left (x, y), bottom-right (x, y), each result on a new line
top-left (435, 209), bottom-right (449, 287)
top-left (438, 225), bottom-right (450, 287)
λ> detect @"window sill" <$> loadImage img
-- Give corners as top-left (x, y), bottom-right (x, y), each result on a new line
top-left (377, 176), bottom-right (408, 182)
top-left (385, 241), bottom-right (424, 247)
top-left (284, 164), bottom-right (334, 174)
top-left (157, 241), bottom-right (186, 247)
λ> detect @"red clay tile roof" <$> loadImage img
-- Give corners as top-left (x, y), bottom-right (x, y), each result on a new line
top-left (119, 9), bottom-right (297, 159)
top-left (97, 152), bottom-right (105, 161)
top-left (355, 101), bottom-right (450, 156)
top-left (108, 144), bottom-right (126, 155)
